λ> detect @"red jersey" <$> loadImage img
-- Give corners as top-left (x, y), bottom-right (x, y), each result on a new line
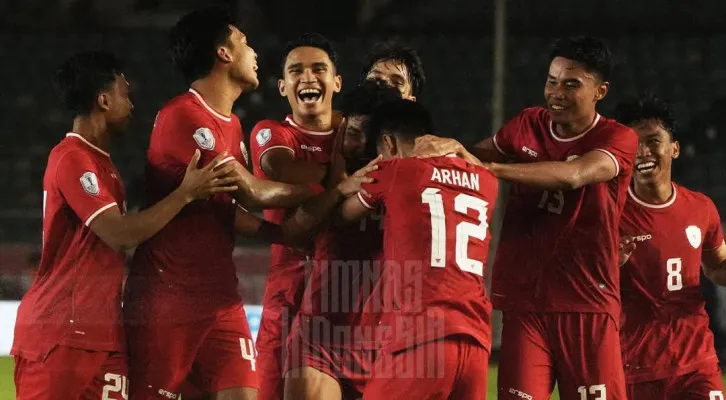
top-left (129, 89), bottom-right (249, 319)
top-left (619, 183), bottom-right (724, 383)
top-left (12, 133), bottom-right (126, 361)
top-left (490, 107), bottom-right (637, 319)
top-left (249, 116), bottom-right (335, 318)
top-left (359, 156), bottom-right (498, 352)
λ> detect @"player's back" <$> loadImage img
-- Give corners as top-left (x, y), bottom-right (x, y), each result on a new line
top-left (619, 183), bottom-right (723, 382)
top-left (363, 156), bottom-right (498, 352)
top-left (491, 107), bottom-right (637, 318)
top-left (249, 117), bottom-right (335, 315)
top-left (130, 90), bottom-right (246, 315)
top-left (13, 134), bottom-right (126, 361)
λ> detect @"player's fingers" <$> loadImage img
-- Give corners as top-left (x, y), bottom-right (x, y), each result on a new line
top-left (212, 177), bottom-right (240, 187)
top-left (208, 185), bottom-right (239, 193)
top-left (187, 149), bottom-right (201, 170)
top-left (211, 164), bottom-right (236, 178)
top-left (208, 152), bottom-right (231, 170)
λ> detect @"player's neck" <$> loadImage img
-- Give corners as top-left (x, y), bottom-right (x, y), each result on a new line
top-left (190, 75), bottom-right (243, 117)
top-left (633, 178), bottom-right (673, 204)
top-left (555, 111), bottom-right (598, 138)
top-left (71, 115), bottom-right (111, 153)
top-left (291, 111), bottom-right (332, 132)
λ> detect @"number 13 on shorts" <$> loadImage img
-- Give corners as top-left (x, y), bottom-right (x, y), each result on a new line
top-left (578, 384), bottom-right (606, 400)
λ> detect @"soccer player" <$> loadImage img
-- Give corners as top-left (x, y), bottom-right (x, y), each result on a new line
top-left (362, 41), bottom-right (425, 101)
top-left (283, 81), bottom-right (402, 400)
top-left (12, 51), bottom-right (238, 400)
top-left (328, 99), bottom-right (498, 399)
top-left (249, 33), bottom-right (342, 400)
top-left (123, 9), bottom-right (335, 400)
top-left (413, 36), bottom-right (638, 399)
top-left (614, 94), bottom-right (726, 400)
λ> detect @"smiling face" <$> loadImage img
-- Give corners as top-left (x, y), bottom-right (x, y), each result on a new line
top-left (631, 118), bottom-right (679, 187)
top-left (278, 46), bottom-right (342, 120)
top-left (544, 56), bottom-right (608, 126)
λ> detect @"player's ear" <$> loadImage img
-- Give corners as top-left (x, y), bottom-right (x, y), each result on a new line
top-left (382, 134), bottom-right (397, 156)
top-left (98, 92), bottom-right (111, 112)
top-left (333, 74), bottom-right (342, 94)
top-left (278, 79), bottom-right (286, 97)
top-left (672, 140), bottom-right (680, 159)
top-left (595, 81), bottom-right (609, 101)
top-left (216, 45), bottom-right (233, 64)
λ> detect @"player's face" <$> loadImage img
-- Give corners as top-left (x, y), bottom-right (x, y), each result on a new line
top-left (279, 47), bottom-right (342, 118)
top-left (632, 118), bottom-right (680, 185)
top-left (366, 60), bottom-right (415, 100)
top-left (226, 26), bottom-right (259, 90)
top-left (544, 56), bottom-right (608, 125)
top-left (341, 115), bottom-right (368, 159)
top-left (104, 74), bottom-right (133, 133)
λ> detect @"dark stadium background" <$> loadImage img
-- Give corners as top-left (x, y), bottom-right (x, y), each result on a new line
top-left (1, 1), bottom-right (725, 398)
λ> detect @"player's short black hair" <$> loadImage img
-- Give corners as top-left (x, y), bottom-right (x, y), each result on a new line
top-left (280, 33), bottom-right (338, 75)
top-left (168, 6), bottom-right (238, 83)
top-left (367, 99), bottom-right (433, 151)
top-left (53, 51), bottom-right (124, 116)
top-left (362, 41), bottom-right (426, 97)
top-left (550, 36), bottom-right (612, 82)
top-left (613, 93), bottom-right (677, 140)
top-left (340, 80), bottom-right (402, 119)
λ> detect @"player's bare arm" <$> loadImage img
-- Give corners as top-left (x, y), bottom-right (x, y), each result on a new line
top-left (702, 241), bottom-right (726, 285)
top-left (234, 158), bottom-right (378, 243)
top-left (487, 149), bottom-right (617, 190)
top-left (618, 236), bottom-right (637, 267)
top-left (89, 150), bottom-right (238, 251)
top-left (260, 147), bottom-right (327, 184)
top-left (412, 135), bottom-right (508, 164)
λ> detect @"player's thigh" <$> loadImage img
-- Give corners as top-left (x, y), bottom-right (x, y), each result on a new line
top-left (553, 313), bottom-right (626, 400)
top-left (14, 345), bottom-right (107, 400)
top-left (450, 337), bottom-right (490, 400)
top-left (190, 304), bottom-right (259, 394)
top-left (363, 340), bottom-right (456, 400)
top-left (258, 344), bottom-right (285, 400)
top-left (677, 363), bottom-right (726, 400)
top-left (82, 351), bottom-right (129, 400)
top-left (126, 318), bottom-right (211, 399)
top-left (284, 366), bottom-right (342, 400)
top-left (498, 312), bottom-right (555, 400)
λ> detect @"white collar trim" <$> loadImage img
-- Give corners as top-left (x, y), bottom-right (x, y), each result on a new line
top-left (285, 116), bottom-right (333, 135)
top-left (189, 88), bottom-right (232, 122)
top-left (628, 184), bottom-right (677, 209)
top-left (550, 114), bottom-right (601, 142)
top-left (66, 133), bottom-right (110, 158)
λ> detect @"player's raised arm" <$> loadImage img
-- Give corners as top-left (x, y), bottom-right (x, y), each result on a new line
top-left (89, 150), bottom-right (238, 251)
top-left (412, 135), bottom-right (508, 165)
top-left (487, 149), bottom-right (622, 190)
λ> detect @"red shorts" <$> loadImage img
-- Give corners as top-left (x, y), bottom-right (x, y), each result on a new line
top-left (256, 307), bottom-right (293, 400)
top-left (363, 335), bottom-right (489, 400)
top-left (627, 363), bottom-right (725, 400)
top-left (286, 318), bottom-right (376, 398)
top-left (498, 312), bottom-right (626, 400)
top-left (126, 303), bottom-right (258, 398)
top-left (14, 345), bottom-right (127, 400)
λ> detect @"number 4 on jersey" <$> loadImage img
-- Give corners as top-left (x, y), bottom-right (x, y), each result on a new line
top-left (421, 188), bottom-right (489, 276)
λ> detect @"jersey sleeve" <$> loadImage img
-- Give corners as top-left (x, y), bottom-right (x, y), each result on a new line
top-left (56, 151), bottom-right (119, 227)
top-left (491, 109), bottom-right (530, 159)
top-left (357, 161), bottom-right (397, 209)
top-left (249, 121), bottom-right (296, 174)
top-left (703, 197), bottom-right (725, 251)
top-left (155, 108), bottom-right (234, 169)
top-left (591, 125), bottom-right (638, 177)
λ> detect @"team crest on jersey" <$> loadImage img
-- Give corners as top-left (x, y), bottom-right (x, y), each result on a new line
top-left (686, 225), bottom-right (702, 249)
top-left (79, 171), bottom-right (99, 195)
top-left (256, 128), bottom-right (272, 146)
top-left (193, 127), bottom-right (215, 150)
top-left (240, 141), bottom-right (249, 165)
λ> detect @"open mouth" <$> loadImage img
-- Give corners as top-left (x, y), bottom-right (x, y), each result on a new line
top-left (298, 88), bottom-right (322, 104)
top-left (549, 104), bottom-right (567, 112)
top-left (636, 161), bottom-right (656, 174)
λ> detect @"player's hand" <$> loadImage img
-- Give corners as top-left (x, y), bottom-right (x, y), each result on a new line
top-left (178, 150), bottom-right (239, 203)
top-left (413, 135), bottom-right (464, 158)
top-left (618, 236), bottom-right (637, 267)
top-left (335, 155), bottom-right (381, 197)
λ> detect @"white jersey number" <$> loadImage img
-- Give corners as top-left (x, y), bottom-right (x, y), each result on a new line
top-left (102, 373), bottom-right (128, 400)
top-left (421, 188), bottom-right (488, 276)
top-left (666, 257), bottom-right (683, 291)
top-left (578, 384), bottom-right (606, 400)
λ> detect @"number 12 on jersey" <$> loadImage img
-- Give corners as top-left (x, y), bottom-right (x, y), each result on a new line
top-left (421, 188), bottom-right (489, 276)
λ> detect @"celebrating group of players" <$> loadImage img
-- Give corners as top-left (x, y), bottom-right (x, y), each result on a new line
top-left (10, 4), bottom-right (726, 400)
